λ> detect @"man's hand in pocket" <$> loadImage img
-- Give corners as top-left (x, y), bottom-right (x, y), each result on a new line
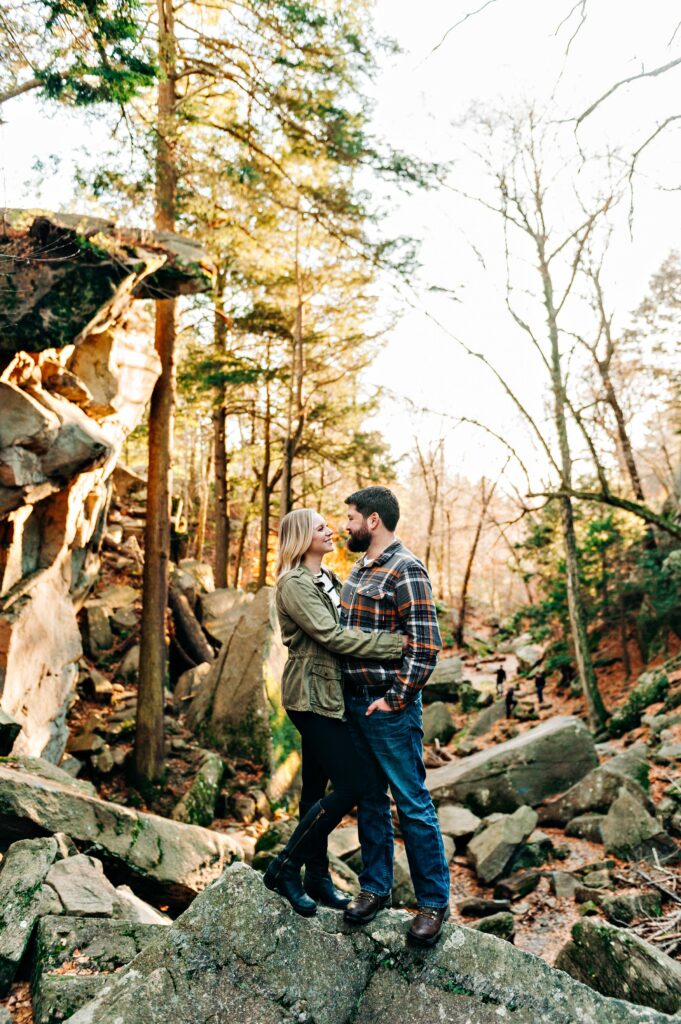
top-left (366, 697), bottom-right (394, 716)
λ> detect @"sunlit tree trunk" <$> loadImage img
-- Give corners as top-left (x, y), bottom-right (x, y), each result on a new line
top-left (134, 0), bottom-right (177, 784)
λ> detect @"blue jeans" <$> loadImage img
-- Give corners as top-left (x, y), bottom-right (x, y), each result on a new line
top-left (345, 689), bottom-right (450, 909)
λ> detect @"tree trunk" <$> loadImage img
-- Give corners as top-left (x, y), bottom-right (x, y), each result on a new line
top-left (455, 480), bottom-right (490, 647)
top-left (280, 215), bottom-right (304, 519)
top-left (194, 431), bottom-right (213, 562)
top-left (134, 0), bottom-right (177, 785)
top-left (541, 258), bottom-right (608, 730)
top-left (213, 267), bottom-right (230, 586)
top-left (214, 405), bottom-right (228, 585)
top-left (258, 347), bottom-right (272, 587)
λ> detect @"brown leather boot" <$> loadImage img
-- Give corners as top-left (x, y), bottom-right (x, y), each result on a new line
top-left (343, 890), bottom-right (391, 924)
top-left (407, 906), bottom-right (449, 947)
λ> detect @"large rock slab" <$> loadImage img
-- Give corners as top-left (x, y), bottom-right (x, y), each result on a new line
top-left (0, 211), bottom-right (209, 766)
top-left (63, 863), bottom-right (670, 1024)
top-left (0, 836), bottom-right (59, 994)
top-left (467, 806), bottom-right (538, 884)
top-left (0, 756), bottom-right (241, 909)
top-left (556, 918), bottom-right (681, 1015)
top-left (427, 716), bottom-right (598, 814)
top-left (187, 588), bottom-right (287, 769)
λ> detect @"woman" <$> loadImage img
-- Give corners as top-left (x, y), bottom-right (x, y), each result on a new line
top-left (263, 508), bottom-right (405, 916)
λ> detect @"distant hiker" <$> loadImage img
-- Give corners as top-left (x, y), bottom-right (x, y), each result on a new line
top-left (495, 665), bottom-right (507, 696)
top-left (534, 671), bottom-right (546, 704)
top-left (505, 686), bottom-right (517, 718)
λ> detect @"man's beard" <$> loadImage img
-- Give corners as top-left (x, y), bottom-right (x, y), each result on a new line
top-left (347, 526), bottom-right (371, 553)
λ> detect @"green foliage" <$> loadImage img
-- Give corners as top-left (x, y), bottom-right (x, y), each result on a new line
top-left (509, 498), bottom-right (681, 675)
top-left (2, 0), bottom-right (156, 106)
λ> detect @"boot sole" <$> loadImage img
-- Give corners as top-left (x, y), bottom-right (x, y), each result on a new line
top-left (264, 874), bottom-right (317, 917)
top-left (343, 900), bottom-right (391, 925)
top-left (406, 929), bottom-right (443, 948)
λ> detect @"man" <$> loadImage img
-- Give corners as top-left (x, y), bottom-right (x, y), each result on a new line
top-left (339, 486), bottom-right (450, 947)
top-left (505, 685), bottom-right (517, 718)
top-left (495, 664), bottom-right (507, 696)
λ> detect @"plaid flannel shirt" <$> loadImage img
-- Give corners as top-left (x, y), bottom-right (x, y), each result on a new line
top-left (339, 539), bottom-right (442, 710)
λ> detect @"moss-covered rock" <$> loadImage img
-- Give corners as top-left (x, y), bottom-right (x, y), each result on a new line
top-left (556, 918), bottom-right (681, 1015)
top-left (0, 837), bottom-right (59, 995)
top-left (171, 751), bottom-right (224, 827)
top-left (608, 664), bottom-right (673, 739)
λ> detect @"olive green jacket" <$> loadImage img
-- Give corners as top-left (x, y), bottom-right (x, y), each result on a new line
top-left (275, 565), bottom-right (403, 718)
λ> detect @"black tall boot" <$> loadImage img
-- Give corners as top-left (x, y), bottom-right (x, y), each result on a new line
top-left (262, 801), bottom-right (331, 917)
top-left (304, 868), bottom-right (351, 910)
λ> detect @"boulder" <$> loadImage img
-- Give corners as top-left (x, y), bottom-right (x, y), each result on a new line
top-left (468, 911), bottom-right (515, 942)
top-left (422, 701), bottom-right (455, 744)
top-left (198, 588), bottom-right (254, 644)
top-left (178, 559), bottom-right (215, 593)
top-left (556, 918), bottom-right (681, 1015)
top-left (0, 837), bottom-right (59, 994)
top-left (423, 656), bottom-right (464, 703)
top-left (506, 829), bottom-right (554, 872)
top-left (457, 897), bottom-right (511, 918)
top-left (44, 854), bottom-right (118, 917)
top-left (468, 698), bottom-right (506, 738)
top-left (601, 788), bottom-right (680, 864)
top-left (564, 813), bottom-right (605, 843)
top-left (538, 766), bottom-right (652, 826)
top-left (83, 606), bottom-right (112, 657)
top-left (32, 915), bottom-right (163, 1024)
top-left (0, 756), bottom-right (241, 909)
top-left (0, 708), bottom-right (21, 755)
top-left (113, 885), bottom-right (172, 925)
top-left (437, 804), bottom-right (481, 842)
top-left (171, 751), bottom-right (224, 827)
top-left (603, 744), bottom-right (650, 789)
top-left (117, 644), bottom-right (140, 684)
top-left (601, 892), bottom-right (662, 926)
top-left (427, 717), bottom-right (598, 814)
top-left (187, 588), bottom-right (287, 770)
top-left (549, 872), bottom-right (581, 899)
top-left (493, 869), bottom-right (542, 901)
top-left (61, 863), bottom-right (670, 1024)
top-left (515, 644), bottom-right (543, 673)
top-left (654, 741), bottom-right (681, 764)
top-left (391, 847), bottom-right (415, 908)
top-left (174, 662), bottom-right (212, 704)
top-left (467, 806), bottom-right (538, 884)
top-left (328, 825), bottom-right (361, 861)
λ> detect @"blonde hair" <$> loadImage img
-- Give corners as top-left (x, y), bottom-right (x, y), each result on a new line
top-left (275, 509), bottom-right (316, 582)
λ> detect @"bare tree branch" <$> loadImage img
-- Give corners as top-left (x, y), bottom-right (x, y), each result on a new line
top-left (429, 0), bottom-right (502, 55)
top-left (575, 56), bottom-right (681, 126)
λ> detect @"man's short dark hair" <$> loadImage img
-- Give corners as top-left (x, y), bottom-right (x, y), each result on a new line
top-left (345, 486), bottom-right (400, 531)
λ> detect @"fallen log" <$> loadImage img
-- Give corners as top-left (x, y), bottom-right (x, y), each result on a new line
top-left (168, 584), bottom-right (215, 666)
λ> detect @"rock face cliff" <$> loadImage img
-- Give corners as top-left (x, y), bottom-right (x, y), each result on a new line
top-left (0, 209), bottom-right (210, 762)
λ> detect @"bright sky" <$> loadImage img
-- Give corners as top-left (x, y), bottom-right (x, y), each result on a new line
top-left (1, 0), bottom-right (680, 490)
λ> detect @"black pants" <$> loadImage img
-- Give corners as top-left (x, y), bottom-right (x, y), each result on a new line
top-left (287, 709), bottom-right (365, 874)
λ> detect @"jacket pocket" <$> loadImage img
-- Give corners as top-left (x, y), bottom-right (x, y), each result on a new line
top-left (309, 661), bottom-right (344, 713)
